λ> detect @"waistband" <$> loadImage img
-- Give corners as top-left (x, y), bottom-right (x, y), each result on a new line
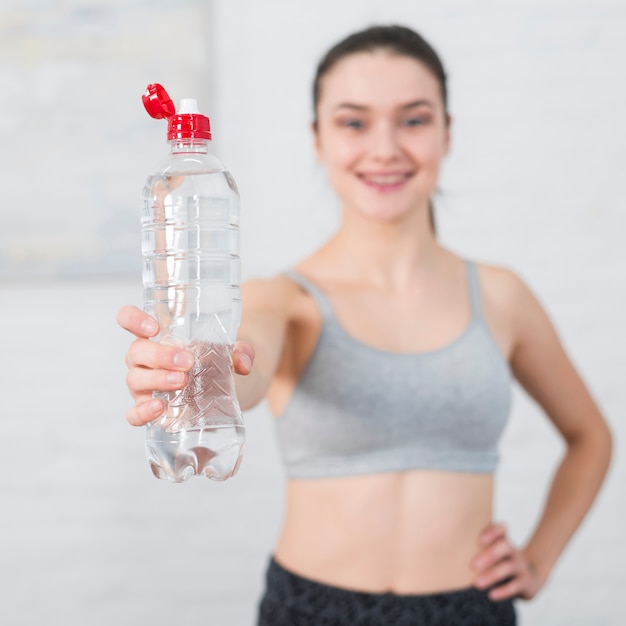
top-left (259, 557), bottom-right (517, 626)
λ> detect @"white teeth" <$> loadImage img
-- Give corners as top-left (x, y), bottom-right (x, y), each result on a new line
top-left (362, 174), bottom-right (406, 184)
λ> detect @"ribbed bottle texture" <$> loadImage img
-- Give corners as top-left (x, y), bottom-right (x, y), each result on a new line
top-left (141, 140), bottom-right (245, 482)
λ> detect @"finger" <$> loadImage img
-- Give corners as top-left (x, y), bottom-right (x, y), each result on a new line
top-left (126, 398), bottom-right (164, 427)
top-left (128, 389), bottom-right (153, 405)
top-left (479, 522), bottom-right (507, 547)
top-left (127, 367), bottom-right (188, 395)
top-left (487, 577), bottom-right (524, 601)
top-left (233, 341), bottom-right (255, 375)
top-left (472, 537), bottom-right (515, 571)
top-left (117, 305), bottom-right (159, 338)
top-left (474, 558), bottom-right (518, 590)
top-left (126, 338), bottom-right (194, 371)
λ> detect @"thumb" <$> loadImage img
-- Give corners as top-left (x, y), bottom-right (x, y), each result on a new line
top-left (233, 341), bottom-right (255, 375)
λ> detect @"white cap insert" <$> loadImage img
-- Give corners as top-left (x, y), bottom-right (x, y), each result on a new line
top-left (178, 98), bottom-right (200, 114)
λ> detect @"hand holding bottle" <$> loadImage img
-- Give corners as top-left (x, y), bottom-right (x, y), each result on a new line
top-left (118, 305), bottom-right (255, 427)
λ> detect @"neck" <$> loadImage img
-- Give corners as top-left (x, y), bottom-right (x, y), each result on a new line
top-left (322, 203), bottom-right (443, 288)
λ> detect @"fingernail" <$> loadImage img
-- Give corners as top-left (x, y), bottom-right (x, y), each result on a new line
top-left (174, 352), bottom-right (194, 369)
top-left (141, 319), bottom-right (158, 334)
top-left (167, 372), bottom-right (185, 384)
top-left (239, 353), bottom-right (252, 372)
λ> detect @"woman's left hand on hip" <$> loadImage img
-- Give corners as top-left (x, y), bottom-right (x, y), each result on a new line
top-left (471, 522), bottom-right (543, 601)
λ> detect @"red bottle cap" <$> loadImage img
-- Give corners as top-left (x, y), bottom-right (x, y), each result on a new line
top-left (142, 83), bottom-right (212, 141)
top-left (142, 83), bottom-right (175, 119)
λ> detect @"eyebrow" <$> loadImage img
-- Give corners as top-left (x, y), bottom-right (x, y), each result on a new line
top-left (334, 99), bottom-right (436, 112)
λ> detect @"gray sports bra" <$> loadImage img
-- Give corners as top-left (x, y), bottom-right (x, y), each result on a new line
top-left (274, 261), bottom-right (512, 478)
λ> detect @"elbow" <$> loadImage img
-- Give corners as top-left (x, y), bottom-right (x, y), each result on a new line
top-left (593, 418), bottom-right (613, 466)
top-left (592, 420), bottom-right (614, 488)
top-left (600, 419), bottom-right (614, 471)
top-left (566, 416), bottom-right (613, 474)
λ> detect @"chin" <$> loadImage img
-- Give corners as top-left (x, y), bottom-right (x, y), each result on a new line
top-left (354, 200), bottom-right (423, 224)
top-left (363, 210), bottom-right (409, 223)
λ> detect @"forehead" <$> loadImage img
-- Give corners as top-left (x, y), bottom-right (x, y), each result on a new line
top-left (318, 51), bottom-right (442, 111)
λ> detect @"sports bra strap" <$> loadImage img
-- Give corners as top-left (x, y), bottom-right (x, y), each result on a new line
top-left (284, 269), bottom-right (334, 319)
top-left (465, 260), bottom-right (482, 319)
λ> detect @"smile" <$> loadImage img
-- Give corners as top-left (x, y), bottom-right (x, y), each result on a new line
top-left (358, 172), bottom-right (413, 191)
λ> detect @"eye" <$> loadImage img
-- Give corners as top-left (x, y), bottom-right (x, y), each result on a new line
top-left (340, 118), bottom-right (365, 130)
top-left (403, 116), bottom-right (428, 128)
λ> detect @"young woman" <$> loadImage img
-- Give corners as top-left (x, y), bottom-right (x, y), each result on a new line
top-left (118, 25), bottom-right (612, 626)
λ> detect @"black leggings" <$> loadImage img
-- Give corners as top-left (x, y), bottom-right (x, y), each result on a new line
top-left (258, 558), bottom-right (516, 626)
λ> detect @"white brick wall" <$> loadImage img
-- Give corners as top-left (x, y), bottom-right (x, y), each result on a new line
top-left (1, 1), bottom-right (623, 625)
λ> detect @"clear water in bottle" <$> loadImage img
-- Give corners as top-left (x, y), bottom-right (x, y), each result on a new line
top-left (145, 340), bottom-right (245, 482)
top-left (146, 424), bottom-right (245, 483)
top-left (140, 84), bottom-right (245, 482)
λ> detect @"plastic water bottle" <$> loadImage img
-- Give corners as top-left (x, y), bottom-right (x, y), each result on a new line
top-left (140, 83), bottom-right (244, 482)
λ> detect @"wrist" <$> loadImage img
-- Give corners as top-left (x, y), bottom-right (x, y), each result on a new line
top-left (522, 547), bottom-right (551, 587)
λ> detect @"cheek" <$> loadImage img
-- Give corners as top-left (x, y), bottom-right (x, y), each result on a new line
top-left (323, 139), bottom-right (360, 168)
top-left (316, 126), bottom-right (362, 167)
top-left (413, 135), bottom-right (448, 169)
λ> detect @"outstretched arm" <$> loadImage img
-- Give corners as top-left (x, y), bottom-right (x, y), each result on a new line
top-left (234, 277), bottom-right (293, 410)
top-left (117, 275), bottom-right (293, 424)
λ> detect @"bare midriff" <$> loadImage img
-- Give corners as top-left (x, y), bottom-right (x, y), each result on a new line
top-left (273, 470), bottom-right (493, 594)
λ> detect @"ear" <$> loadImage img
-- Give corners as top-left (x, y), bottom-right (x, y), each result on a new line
top-left (311, 120), bottom-right (322, 161)
top-left (443, 113), bottom-right (452, 156)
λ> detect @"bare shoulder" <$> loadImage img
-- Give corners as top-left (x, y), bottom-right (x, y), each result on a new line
top-left (472, 260), bottom-right (554, 361)
top-left (475, 262), bottom-right (531, 307)
top-left (475, 261), bottom-right (543, 323)
top-left (476, 259), bottom-right (570, 376)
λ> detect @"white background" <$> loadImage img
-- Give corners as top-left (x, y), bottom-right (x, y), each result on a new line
top-left (1, 1), bottom-right (624, 624)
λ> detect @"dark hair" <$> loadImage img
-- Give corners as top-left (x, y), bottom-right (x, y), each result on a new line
top-left (312, 25), bottom-right (448, 234)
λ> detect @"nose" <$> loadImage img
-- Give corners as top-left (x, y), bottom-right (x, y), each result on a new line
top-left (370, 122), bottom-right (401, 162)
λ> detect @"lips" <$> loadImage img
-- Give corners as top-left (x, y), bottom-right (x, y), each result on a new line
top-left (358, 171), bottom-right (413, 191)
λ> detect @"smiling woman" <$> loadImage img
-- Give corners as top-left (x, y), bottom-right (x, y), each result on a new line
top-left (117, 24), bottom-right (612, 626)
top-left (313, 51), bottom-right (449, 225)
top-left (312, 26), bottom-right (450, 234)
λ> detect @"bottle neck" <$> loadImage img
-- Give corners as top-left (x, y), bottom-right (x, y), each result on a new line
top-left (169, 139), bottom-right (210, 154)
